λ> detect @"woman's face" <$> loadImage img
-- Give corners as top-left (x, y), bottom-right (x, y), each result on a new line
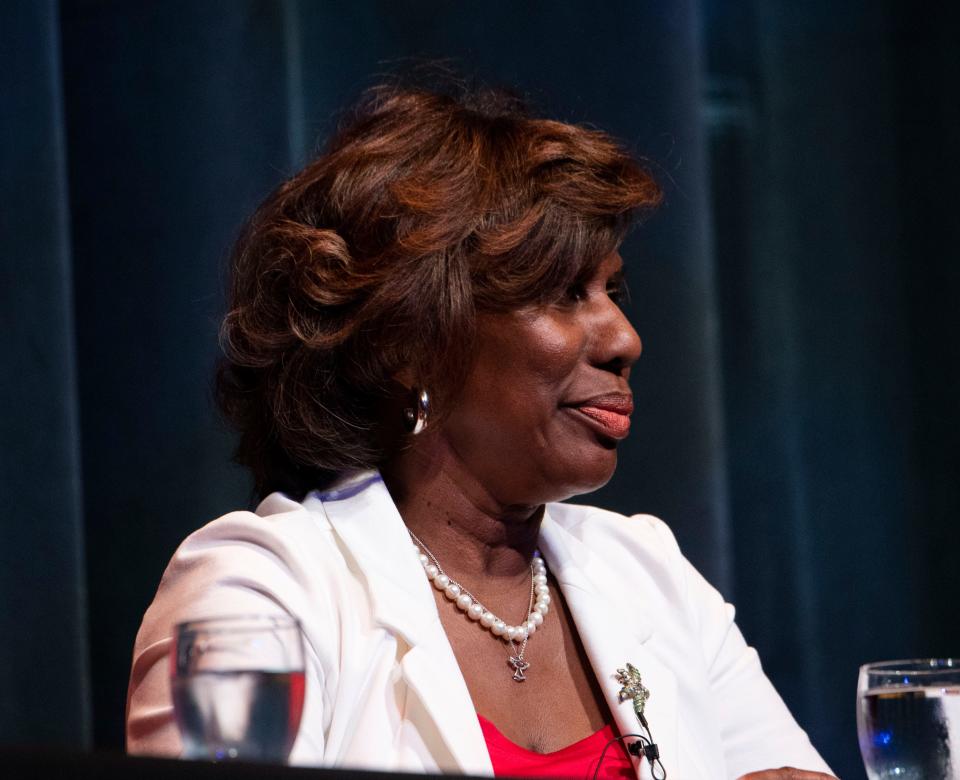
top-left (440, 252), bottom-right (642, 507)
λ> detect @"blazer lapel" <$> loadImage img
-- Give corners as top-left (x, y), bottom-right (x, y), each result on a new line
top-left (539, 510), bottom-right (680, 780)
top-left (315, 471), bottom-right (493, 775)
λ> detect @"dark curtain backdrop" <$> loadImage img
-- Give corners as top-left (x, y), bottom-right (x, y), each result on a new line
top-left (2, 2), bottom-right (957, 779)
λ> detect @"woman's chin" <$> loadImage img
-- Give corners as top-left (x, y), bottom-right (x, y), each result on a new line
top-left (544, 448), bottom-right (620, 503)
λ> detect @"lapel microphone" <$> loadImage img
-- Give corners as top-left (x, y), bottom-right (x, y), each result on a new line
top-left (627, 711), bottom-right (667, 778)
top-left (615, 664), bottom-right (668, 779)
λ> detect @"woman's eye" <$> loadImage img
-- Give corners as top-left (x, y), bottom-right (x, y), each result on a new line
top-left (607, 281), bottom-right (627, 305)
top-left (561, 277), bottom-right (626, 305)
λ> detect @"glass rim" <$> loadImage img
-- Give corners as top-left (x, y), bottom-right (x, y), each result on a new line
top-left (174, 613), bottom-right (302, 635)
top-left (860, 658), bottom-right (959, 676)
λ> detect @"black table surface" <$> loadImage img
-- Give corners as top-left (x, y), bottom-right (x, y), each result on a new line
top-left (0, 748), bottom-right (466, 780)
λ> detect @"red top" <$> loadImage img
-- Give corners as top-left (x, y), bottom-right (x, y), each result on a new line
top-left (477, 714), bottom-right (636, 779)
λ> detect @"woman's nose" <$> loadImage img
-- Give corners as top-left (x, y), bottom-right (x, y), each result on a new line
top-left (594, 300), bottom-right (642, 373)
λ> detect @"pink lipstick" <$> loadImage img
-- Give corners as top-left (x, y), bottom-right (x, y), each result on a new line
top-left (568, 393), bottom-right (634, 439)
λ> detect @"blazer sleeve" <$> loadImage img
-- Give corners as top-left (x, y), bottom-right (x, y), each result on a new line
top-left (125, 508), bottom-right (329, 763)
top-left (673, 540), bottom-right (834, 778)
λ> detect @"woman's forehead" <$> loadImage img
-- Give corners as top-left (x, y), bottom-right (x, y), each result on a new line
top-left (577, 250), bottom-right (624, 281)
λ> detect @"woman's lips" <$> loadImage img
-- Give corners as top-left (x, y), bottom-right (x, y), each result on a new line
top-left (567, 394), bottom-right (634, 439)
top-left (575, 406), bottom-right (632, 437)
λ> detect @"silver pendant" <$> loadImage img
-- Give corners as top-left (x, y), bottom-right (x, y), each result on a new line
top-left (509, 654), bottom-right (530, 681)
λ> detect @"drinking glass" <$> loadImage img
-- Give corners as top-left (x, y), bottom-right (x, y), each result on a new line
top-left (171, 614), bottom-right (305, 763)
top-left (857, 658), bottom-right (960, 779)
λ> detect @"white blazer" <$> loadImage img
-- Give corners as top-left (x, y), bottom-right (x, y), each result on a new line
top-left (127, 470), bottom-right (832, 779)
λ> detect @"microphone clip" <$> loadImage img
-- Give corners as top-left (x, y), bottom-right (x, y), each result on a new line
top-left (627, 741), bottom-right (660, 762)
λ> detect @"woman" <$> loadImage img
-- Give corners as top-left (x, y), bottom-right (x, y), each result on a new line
top-left (127, 83), bottom-right (836, 780)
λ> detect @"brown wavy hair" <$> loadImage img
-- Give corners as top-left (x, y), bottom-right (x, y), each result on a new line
top-left (216, 82), bottom-right (662, 498)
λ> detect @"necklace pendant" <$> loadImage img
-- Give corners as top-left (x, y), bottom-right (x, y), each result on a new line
top-left (509, 654), bottom-right (530, 682)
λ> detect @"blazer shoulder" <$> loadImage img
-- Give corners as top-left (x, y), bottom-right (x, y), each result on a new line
top-left (546, 500), bottom-right (683, 554)
top-left (145, 491), bottom-right (343, 629)
top-left (179, 490), bottom-right (335, 559)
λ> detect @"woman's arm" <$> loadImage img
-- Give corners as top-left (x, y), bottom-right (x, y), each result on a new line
top-left (126, 578), bottom-right (291, 756)
top-left (647, 517), bottom-right (835, 779)
top-left (126, 507), bottom-right (329, 762)
top-left (693, 569), bottom-right (834, 777)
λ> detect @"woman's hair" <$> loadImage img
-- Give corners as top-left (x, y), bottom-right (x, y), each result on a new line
top-left (217, 80), bottom-right (662, 498)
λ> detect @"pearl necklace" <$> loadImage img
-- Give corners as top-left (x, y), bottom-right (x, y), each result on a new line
top-left (408, 529), bottom-right (550, 682)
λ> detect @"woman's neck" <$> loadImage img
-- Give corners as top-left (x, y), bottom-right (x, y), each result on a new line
top-left (381, 438), bottom-right (543, 585)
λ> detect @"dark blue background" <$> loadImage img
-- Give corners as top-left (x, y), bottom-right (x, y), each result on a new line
top-left (2, 2), bottom-right (958, 778)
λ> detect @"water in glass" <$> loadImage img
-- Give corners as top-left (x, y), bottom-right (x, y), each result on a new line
top-left (171, 615), bottom-right (305, 763)
top-left (173, 669), bottom-right (305, 761)
top-left (858, 659), bottom-right (960, 780)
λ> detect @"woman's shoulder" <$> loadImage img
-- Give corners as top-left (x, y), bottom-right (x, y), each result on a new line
top-left (162, 491), bottom-right (337, 581)
top-left (543, 500), bottom-right (713, 620)
top-left (138, 491), bottom-right (347, 644)
top-left (545, 500), bottom-right (684, 559)
top-left (189, 489), bottom-right (333, 544)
